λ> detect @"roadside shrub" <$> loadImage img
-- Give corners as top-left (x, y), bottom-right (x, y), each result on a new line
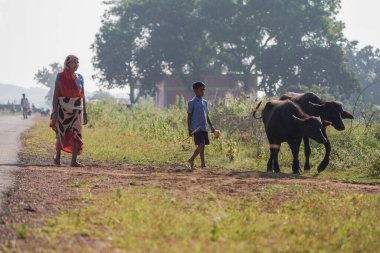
top-left (80, 96), bottom-right (380, 182)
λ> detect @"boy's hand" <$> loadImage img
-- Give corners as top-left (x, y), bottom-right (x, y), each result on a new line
top-left (83, 112), bottom-right (88, 125)
top-left (210, 126), bottom-right (216, 133)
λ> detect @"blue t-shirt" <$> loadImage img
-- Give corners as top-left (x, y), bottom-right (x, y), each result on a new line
top-left (187, 97), bottom-right (208, 132)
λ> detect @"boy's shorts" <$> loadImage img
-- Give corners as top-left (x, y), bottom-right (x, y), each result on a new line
top-left (193, 131), bottom-right (210, 146)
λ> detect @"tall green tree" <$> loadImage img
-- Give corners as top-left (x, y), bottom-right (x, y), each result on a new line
top-left (93, 0), bottom-right (358, 101)
top-left (345, 41), bottom-right (380, 104)
top-left (92, 0), bottom-right (217, 104)
top-left (34, 62), bottom-right (62, 106)
top-left (201, 0), bottom-right (358, 96)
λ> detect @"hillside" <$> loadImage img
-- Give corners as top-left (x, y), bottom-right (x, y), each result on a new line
top-left (0, 83), bottom-right (48, 108)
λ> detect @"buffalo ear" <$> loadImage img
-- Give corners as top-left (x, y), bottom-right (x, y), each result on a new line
top-left (341, 111), bottom-right (354, 119)
top-left (292, 115), bottom-right (304, 124)
top-left (322, 120), bottom-right (332, 127)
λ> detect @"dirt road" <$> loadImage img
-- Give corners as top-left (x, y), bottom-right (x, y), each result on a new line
top-left (0, 115), bottom-right (34, 209)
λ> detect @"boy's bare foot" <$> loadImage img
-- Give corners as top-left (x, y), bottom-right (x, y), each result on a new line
top-left (71, 162), bottom-right (84, 167)
top-left (187, 159), bottom-right (195, 170)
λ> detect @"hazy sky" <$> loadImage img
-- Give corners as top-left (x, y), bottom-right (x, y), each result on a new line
top-left (0, 0), bottom-right (379, 91)
top-left (0, 0), bottom-right (106, 91)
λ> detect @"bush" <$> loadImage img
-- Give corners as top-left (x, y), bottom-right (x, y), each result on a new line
top-left (50, 96), bottom-right (380, 182)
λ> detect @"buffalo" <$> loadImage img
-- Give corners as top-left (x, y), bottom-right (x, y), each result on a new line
top-left (254, 100), bottom-right (330, 174)
top-left (279, 92), bottom-right (354, 172)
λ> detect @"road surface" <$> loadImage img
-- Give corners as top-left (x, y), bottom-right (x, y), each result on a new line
top-left (0, 115), bottom-right (34, 210)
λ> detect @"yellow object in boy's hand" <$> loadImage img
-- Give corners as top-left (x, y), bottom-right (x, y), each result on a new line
top-left (214, 130), bottom-right (221, 139)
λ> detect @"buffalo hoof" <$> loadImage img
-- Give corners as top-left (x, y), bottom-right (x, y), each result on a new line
top-left (292, 170), bottom-right (301, 175)
top-left (317, 162), bottom-right (328, 173)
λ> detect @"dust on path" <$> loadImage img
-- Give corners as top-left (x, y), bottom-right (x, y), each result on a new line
top-left (0, 115), bottom-right (34, 210)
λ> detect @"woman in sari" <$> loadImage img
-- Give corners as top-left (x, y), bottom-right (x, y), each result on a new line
top-left (50, 55), bottom-right (88, 167)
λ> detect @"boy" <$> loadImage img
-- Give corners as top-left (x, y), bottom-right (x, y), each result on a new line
top-left (187, 81), bottom-right (215, 169)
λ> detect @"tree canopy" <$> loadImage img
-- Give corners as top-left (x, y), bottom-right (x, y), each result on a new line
top-left (345, 41), bottom-right (380, 104)
top-left (92, 0), bottom-right (359, 103)
top-left (34, 62), bottom-right (62, 105)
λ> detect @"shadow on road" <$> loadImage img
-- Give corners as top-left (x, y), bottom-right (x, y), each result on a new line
top-left (228, 170), bottom-right (312, 180)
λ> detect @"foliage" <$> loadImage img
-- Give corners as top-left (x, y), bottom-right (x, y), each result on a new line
top-left (92, 0), bottom-right (358, 101)
top-left (89, 90), bottom-right (116, 102)
top-left (34, 62), bottom-right (62, 106)
top-left (12, 224), bottom-right (30, 240)
top-left (23, 99), bottom-right (380, 183)
top-left (345, 41), bottom-right (380, 105)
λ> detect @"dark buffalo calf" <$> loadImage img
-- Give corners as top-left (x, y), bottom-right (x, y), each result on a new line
top-left (254, 100), bottom-right (329, 174)
top-left (279, 92), bottom-right (354, 172)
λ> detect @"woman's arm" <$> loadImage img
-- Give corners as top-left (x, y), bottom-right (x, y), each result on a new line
top-left (51, 76), bottom-right (59, 119)
top-left (82, 82), bottom-right (88, 125)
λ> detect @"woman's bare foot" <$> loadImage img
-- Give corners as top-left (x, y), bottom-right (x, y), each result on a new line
top-left (71, 161), bottom-right (84, 167)
top-left (53, 157), bottom-right (61, 166)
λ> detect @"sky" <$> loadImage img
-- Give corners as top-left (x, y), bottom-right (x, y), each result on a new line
top-left (0, 0), bottom-right (379, 92)
top-left (0, 0), bottom-right (106, 92)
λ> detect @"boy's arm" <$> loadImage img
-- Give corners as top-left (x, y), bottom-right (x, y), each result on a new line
top-left (207, 114), bottom-right (215, 133)
top-left (187, 113), bottom-right (192, 136)
top-left (187, 100), bottom-right (193, 136)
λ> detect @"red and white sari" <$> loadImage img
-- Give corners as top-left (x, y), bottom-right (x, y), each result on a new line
top-left (50, 68), bottom-right (85, 154)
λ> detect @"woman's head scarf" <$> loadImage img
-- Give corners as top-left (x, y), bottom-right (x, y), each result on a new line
top-left (64, 55), bottom-right (79, 70)
top-left (58, 55), bottom-right (83, 98)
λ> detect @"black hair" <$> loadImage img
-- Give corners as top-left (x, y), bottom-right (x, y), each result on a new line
top-left (192, 81), bottom-right (206, 90)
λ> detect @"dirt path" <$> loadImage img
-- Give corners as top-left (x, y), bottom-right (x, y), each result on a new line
top-left (0, 115), bottom-right (34, 210)
top-left (24, 164), bottom-right (380, 196)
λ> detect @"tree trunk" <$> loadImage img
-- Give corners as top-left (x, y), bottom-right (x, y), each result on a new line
top-left (243, 70), bottom-right (252, 93)
top-left (130, 83), bottom-right (136, 105)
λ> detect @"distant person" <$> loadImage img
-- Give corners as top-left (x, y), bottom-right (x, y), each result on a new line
top-left (20, 93), bottom-right (30, 119)
top-left (187, 81), bottom-right (216, 169)
top-left (50, 55), bottom-right (88, 167)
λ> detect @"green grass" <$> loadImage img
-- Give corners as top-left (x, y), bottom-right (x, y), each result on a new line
top-left (21, 101), bottom-right (380, 183)
top-left (9, 101), bottom-right (380, 252)
top-left (20, 187), bottom-right (379, 252)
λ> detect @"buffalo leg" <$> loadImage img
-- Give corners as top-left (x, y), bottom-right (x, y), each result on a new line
top-left (318, 129), bottom-right (331, 172)
top-left (303, 137), bottom-right (311, 171)
top-left (288, 138), bottom-right (302, 174)
top-left (273, 148), bottom-right (280, 173)
top-left (268, 146), bottom-right (281, 173)
top-left (267, 148), bottom-right (275, 172)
